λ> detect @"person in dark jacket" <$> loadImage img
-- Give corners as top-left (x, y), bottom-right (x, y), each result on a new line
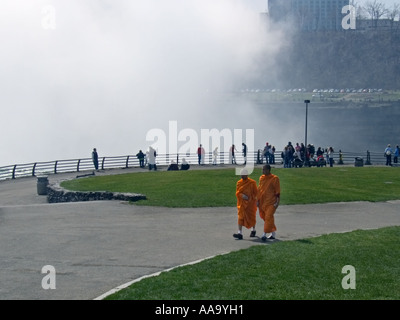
top-left (136, 150), bottom-right (145, 168)
top-left (92, 148), bottom-right (99, 171)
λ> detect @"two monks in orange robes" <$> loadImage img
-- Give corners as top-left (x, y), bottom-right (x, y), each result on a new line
top-left (234, 165), bottom-right (280, 241)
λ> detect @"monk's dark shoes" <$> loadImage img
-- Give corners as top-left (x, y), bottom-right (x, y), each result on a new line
top-left (233, 233), bottom-right (243, 240)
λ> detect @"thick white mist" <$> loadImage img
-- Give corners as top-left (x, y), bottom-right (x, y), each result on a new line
top-left (0, 0), bottom-right (287, 166)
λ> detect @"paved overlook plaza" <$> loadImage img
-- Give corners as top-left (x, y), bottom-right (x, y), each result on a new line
top-left (0, 165), bottom-right (399, 300)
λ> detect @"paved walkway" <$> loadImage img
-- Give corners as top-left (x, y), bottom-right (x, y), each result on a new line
top-left (0, 167), bottom-right (399, 300)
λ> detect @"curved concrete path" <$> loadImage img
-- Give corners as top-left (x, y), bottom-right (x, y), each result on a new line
top-left (0, 167), bottom-right (399, 300)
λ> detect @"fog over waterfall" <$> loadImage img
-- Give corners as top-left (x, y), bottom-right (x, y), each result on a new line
top-left (0, 0), bottom-right (295, 166)
top-left (2, 0), bottom-right (393, 167)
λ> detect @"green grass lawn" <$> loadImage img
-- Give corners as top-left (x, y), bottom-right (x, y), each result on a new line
top-left (61, 166), bottom-right (400, 207)
top-left (60, 166), bottom-right (400, 300)
top-left (106, 227), bottom-right (400, 300)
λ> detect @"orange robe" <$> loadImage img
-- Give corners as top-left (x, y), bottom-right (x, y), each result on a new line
top-left (258, 174), bottom-right (280, 233)
top-left (236, 177), bottom-right (258, 229)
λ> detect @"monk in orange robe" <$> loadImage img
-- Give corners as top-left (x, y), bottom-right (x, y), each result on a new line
top-left (233, 169), bottom-right (257, 240)
top-left (257, 164), bottom-right (280, 241)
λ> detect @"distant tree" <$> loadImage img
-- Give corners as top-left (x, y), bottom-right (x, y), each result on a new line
top-left (364, 1), bottom-right (388, 28)
top-left (386, 4), bottom-right (400, 32)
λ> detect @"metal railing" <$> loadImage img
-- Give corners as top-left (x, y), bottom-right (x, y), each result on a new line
top-left (0, 150), bottom-right (393, 181)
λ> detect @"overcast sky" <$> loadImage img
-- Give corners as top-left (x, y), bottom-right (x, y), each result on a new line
top-left (358, 0), bottom-right (398, 8)
top-left (356, 0), bottom-right (400, 15)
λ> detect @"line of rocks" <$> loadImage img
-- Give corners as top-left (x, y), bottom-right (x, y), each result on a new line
top-left (46, 182), bottom-right (146, 204)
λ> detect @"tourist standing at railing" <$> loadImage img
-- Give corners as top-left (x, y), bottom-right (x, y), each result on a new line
top-left (264, 142), bottom-right (276, 164)
top-left (338, 150), bottom-right (344, 164)
top-left (270, 146), bottom-right (276, 164)
top-left (230, 144), bottom-right (238, 165)
top-left (282, 146), bottom-right (291, 168)
top-left (197, 144), bottom-right (205, 165)
top-left (212, 147), bottom-right (218, 165)
top-left (136, 150), bottom-right (145, 168)
top-left (308, 144), bottom-right (315, 159)
top-left (316, 146), bottom-right (323, 159)
top-left (300, 143), bottom-right (306, 162)
top-left (197, 145), bottom-right (201, 165)
top-left (328, 146), bottom-right (334, 167)
top-left (384, 144), bottom-right (393, 166)
top-left (325, 147), bottom-right (330, 165)
top-left (148, 146), bottom-right (157, 170)
top-left (263, 143), bottom-right (270, 164)
top-left (92, 148), bottom-right (99, 171)
top-left (295, 143), bottom-right (301, 161)
top-left (394, 145), bottom-right (399, 164)
top-left (242, 142), bottom-right (247, 165)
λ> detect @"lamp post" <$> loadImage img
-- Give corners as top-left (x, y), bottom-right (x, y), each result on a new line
top-left (304, 100), bottom-right (310, 166)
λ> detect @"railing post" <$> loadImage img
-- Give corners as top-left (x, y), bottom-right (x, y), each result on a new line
top-left (365, 150), bottom-right (371, 165)
top-left (54, 161), bottom-right (58, 174)
top-left (77, 159), bottom-right (81, 172)
top-left (126, 156), bottom-right (130, 168)
top-left (12, 165), bottom-right (17, 179)
top-left (32, 163), bottom-right (37, 177)
top-left (101, 157), bottom-right (105, 170)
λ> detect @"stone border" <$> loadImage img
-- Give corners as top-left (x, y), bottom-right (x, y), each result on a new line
top-left (47, 182), bottom-right (146, 204)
